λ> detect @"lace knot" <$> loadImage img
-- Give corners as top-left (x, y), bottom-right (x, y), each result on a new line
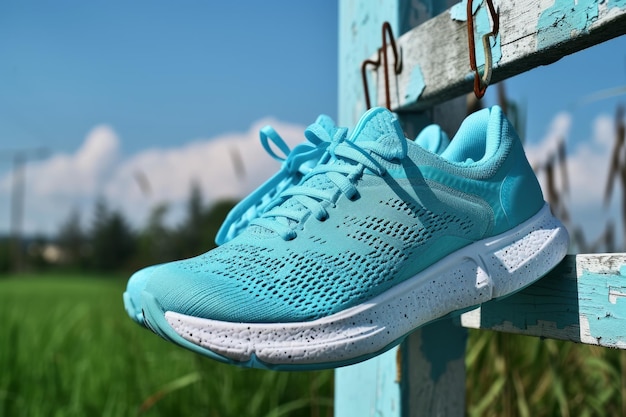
top-left (252, 131), bottom-right (402, 241)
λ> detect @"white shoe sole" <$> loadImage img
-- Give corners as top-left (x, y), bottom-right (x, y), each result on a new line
top-left (163, 204), bottom-right (569, 367)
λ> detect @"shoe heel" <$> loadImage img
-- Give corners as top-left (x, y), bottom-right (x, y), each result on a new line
top-left (482, 204), bottom-right (570, 300)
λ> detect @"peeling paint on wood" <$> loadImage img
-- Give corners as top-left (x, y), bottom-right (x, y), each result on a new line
top-left (338, 0), bottom-right (398, 126)
top-left (402, 320), bottom-right (467, 417)
top-left (405, 65), bottom-right (426, 103)
top-left (369, 0), bottom-right (626, 111)
top-left (460, 254), bottom-right (626, 349)
top-left (537, 0), bottom-right (600, 50)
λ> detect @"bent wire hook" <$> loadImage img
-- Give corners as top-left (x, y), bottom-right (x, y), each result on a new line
top-left (467, 0), bottom-right (499, 99)
top-left (361, 22), bottom-right (402, 110)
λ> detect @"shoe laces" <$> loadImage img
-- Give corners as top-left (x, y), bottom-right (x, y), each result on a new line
top-left (260, 123), bottom-right (336, 176)
top-left (251, 128), bottom-right (404, 241)
top-left (225, 123), bottom-right (346, 239)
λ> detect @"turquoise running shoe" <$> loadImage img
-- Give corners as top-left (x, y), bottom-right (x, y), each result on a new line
top-left (140, 106), bottom-right (569, 369)
top-left (124, 116), bottom-right (451, 328)
top-left (141, 106), bottom-right (569, 370)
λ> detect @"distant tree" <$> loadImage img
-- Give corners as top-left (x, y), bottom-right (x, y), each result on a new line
top-left (171, 182), bottom-right (238, 259)
top-left (0, 238), bottom-right (11, 273)
top-left (137, 202), bottom-right (174, 266)
top-left (203, 199), bottom-right (238, 249)
top-left (89, 197), bottom-right (136, 271)
top-left (174, 181), bottom-right (206, 259)
top-left (24, 234), bottom-right (51, 270)
top-left (57, 208), bottom-right (87, 268)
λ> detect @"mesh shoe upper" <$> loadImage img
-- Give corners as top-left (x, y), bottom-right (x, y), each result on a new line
top-left (144, 106), bottom-right (543, 324)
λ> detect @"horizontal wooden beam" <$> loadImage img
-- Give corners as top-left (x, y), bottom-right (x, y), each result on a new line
top-left (460, 253), bottom-right (626, 349)
top-left (371, 0), bottom-right (626, 111)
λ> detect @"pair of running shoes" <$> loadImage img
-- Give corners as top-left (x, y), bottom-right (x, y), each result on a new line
top-left (123, 105), bottom-right (569, 371)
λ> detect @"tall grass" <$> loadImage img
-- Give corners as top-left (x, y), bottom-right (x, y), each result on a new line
top-left (0, 274), bottom-right (333, 417)
top-left (2, 273), bottom-right (625, 416)
top-left (466, 330), bottom-right (626, 417)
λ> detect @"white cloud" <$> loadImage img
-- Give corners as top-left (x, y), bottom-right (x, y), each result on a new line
top-left (104, 118), bottom-right (307, 228)
top-left (32, 125), bottom-right (120, 197)
top-left (562, 115), bottom-right (614, 205)
top-left (524, 111), bottom-right (572, 167)
top-left (0, 118), bottom-right (307, 235)
top-left (526, 112), bottom-right (624, 248)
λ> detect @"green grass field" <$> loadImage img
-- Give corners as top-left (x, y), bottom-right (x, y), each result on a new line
top-left (465, 328), bottom-right (626, 417)
top-left (0, 274), bottom-right (333, 417)
top-left (2, 273), bottom-right (625, 417)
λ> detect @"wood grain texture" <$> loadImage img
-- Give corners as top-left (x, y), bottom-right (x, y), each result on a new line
top-left (370, 0), bottom-right (626, 111)
top-left (402, 320), bottom-right (467, 417)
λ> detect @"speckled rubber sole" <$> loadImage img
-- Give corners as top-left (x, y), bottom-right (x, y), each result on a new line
top-left (144, 204), bottom-right (568, 370)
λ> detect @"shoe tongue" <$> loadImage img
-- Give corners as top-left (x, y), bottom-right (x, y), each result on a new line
top-left (350, 107), bottom-right (407, 159)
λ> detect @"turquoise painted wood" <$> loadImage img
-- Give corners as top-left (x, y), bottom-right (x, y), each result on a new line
top-left (338, 0), bottom-right (398, 125)
top-left (336, 2), bottom-right (403, 414)
top-left (335, 349), bottom-right (401, 417)
top-left (400, 319), bottom-right (467, 417)
top-left (336, 1), bottom-right (468, 417)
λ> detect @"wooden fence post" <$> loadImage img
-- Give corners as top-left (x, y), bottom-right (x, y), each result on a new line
top-left (336, 2), bottom-right (468, 416)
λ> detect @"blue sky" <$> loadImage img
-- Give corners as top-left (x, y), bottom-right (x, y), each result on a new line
top-left (0, 1), bottom-right (625, 244)
top-left (0, 1), bottom-right (338, 155)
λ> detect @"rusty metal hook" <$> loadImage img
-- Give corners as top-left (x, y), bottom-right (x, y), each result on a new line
top-left (361, 22), bottom-right (402, 110)
top-left (467, 0), bottom-right (499, 99)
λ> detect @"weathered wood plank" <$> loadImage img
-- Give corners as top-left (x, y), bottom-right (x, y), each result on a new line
top-left (460, 253), bottom-right (626, 348)
top-left (371, 0), bottom-right (626, 111)
top-left (402, 320), bottom-right (467, 417)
